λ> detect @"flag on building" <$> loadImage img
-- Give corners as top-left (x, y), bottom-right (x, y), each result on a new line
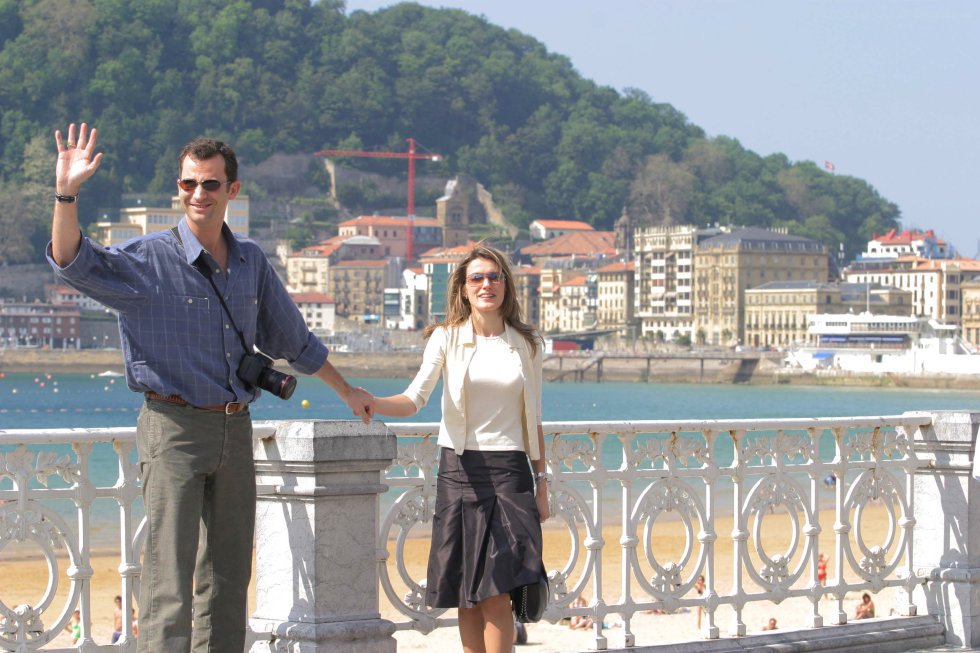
top-left (824, 161), bottom-right (836, 172)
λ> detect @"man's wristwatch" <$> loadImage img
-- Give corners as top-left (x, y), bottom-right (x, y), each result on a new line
top-left (55, 193), bottom-right (78, 203)
top-left (534, 471), bottom-right (548, 481)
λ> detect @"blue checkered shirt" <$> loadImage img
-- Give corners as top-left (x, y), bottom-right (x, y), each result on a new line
top-left (47, 220), bottom-right (328, 406)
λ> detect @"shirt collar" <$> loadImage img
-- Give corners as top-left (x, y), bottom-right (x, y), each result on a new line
top-left (175, 219), bottom-right (243, 266)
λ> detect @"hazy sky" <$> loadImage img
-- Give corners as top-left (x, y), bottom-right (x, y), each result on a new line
top-left (344, 0), bottom-right (979, 257)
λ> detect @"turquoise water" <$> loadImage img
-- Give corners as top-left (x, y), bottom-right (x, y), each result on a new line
top-left (5, 372), bottom-right (979, 428)
top-left (3, 371), bottom-right (980, 543)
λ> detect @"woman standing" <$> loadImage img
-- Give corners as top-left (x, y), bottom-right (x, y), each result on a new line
top-left (371, 245), bottom-right (549, 653)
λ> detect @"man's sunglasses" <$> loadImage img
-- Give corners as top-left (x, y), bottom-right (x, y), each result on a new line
top-left (177, 178), bottom-right (230, 192)
top-left (466, 272), bottom-right (504, 285)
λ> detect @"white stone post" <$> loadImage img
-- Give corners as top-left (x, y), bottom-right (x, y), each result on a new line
top-left (911, 410), bottom-right (980, 648)
top-left (249, 420), bottom-right (397, 653)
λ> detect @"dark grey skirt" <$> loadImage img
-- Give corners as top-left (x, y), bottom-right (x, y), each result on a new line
top-left (425, 448), bottom-right (543, 609)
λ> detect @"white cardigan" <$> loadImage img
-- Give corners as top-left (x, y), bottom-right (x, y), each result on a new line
top-left (402, 321), bottom-right (544, 461)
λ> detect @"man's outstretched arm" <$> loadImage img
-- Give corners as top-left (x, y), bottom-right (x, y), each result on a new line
top-left (52, 122), bottom-right (103, 266)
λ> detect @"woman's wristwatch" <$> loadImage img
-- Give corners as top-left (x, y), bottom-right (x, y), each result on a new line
top-left (534, 471), bottom-right (548, 481)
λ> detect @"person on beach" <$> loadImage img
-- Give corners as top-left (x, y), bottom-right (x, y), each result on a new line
top-left (694, 574), bottom-right (706, 629)
top-left (47, 123), bottom-right (372, 653)
top-left (65, 610), bottom-right (81, 644)
top-left (817, 552), bottom-right (829, 588)
top-left (569, 596), bottom-right (594, 630)
top-left (111, 595), bottom-right (122, 643)
top-left (854, 593), bottom-right (875, 619)
top-left (368, 244), bottom-right (549, 653)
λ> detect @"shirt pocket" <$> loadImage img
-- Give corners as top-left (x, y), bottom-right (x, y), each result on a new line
top-left (161, 293), bottom-right (212, 342)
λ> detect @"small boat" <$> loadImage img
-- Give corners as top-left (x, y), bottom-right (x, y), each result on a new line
top-left (97, 370), bottom-right (124, 378)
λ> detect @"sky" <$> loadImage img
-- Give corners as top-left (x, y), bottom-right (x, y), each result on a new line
top-left (343, 0), bottom-right (979, 257)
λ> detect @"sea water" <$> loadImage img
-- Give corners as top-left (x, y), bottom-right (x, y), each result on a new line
top-left (3, 372), bottom-right (980, 544)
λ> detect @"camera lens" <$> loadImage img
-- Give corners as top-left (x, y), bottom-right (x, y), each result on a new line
top-left (258, 367), bottom-right (297, 400)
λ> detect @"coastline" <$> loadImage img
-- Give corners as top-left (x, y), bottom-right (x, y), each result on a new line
top-left (3, 347), bottom-right (980, 389)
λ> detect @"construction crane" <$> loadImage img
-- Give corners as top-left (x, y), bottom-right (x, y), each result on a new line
top-left (315, 138), bottom-right (441, 260)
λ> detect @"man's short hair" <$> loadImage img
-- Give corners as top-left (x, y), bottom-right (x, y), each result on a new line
top-left (178, 138), bottom-right (238, 183)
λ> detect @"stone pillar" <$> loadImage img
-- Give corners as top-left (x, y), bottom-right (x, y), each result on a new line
top-left (249, 420), bottom-right (397, 653)
top-left (911, 410), bottom-right (980, 648)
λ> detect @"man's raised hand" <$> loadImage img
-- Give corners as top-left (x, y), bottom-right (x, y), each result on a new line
top-left (55, 123), bottom-right (103, 196)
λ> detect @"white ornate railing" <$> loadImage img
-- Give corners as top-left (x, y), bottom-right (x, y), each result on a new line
top-left (0, 412), bottom-right (969, 652)
top-left (0, 424), bottom-right (275, 652)
top-left (379, 414), bottom-right (931, 650)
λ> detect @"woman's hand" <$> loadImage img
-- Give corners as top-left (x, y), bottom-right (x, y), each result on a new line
top-left (535, 480), bottom-right (550, 522)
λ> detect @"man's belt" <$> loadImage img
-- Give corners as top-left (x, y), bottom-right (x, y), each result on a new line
top-left (145, 391), bottom-right (248, 415)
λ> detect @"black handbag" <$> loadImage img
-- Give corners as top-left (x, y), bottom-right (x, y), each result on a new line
top-left (511, 567), bottom-right (549, 623)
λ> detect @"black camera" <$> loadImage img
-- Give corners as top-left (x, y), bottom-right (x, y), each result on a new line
top-left (237, 353), bottom-right (297, 400)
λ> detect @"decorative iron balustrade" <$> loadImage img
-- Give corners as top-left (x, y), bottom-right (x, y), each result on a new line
top-left (0, 424), bottom-right (275, 651)
top-left (379, 414), bottom-right (931, 650)
top-left (0, 413), bottom-right (942, 651)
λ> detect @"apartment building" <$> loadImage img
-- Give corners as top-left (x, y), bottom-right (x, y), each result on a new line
top-left (744, 281), bottom-right (913, 348)
top-left (843, 258), bottom-right (980, 326)
top-left (958, 277), bottom-right (980, 348)
top-left (545, 276), bottom-right (589, 333)
top-left (633, 225), bottom-right (699, 340)
top-left (286, 235), bottom-right (385, 294)
top-left (384, 268), bottom-right (429, 331)
top-left (865, 228), bottom-right (953, 260)
top-left (595, 261), bottom-right (634, 329)
top-left (287, 242), bottom-right (339, 294)
top-left (289, 292), bottom-right (336, 338)
top-left (418, 243), bottom-right (476, 324)
top-left (328, 260), bottom-right (393, 321)
top-left (337, 215), bottom-right (441, 258)
top-left (511, 265), bottom-right (542, 328)
top-left (694, 227), bottom-right (828, 346)
top-left (0, 301), bottom-right (80, 348)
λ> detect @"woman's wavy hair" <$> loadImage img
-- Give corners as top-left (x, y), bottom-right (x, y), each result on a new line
top-left (423, 244), bottom-right (540, 356)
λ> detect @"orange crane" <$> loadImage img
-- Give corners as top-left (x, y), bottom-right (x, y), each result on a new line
top-left (315, 138), bottom-right (441, 260)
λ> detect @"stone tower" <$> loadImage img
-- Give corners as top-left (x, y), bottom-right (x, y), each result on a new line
top-left (436, 175), bottom-right (485, 248)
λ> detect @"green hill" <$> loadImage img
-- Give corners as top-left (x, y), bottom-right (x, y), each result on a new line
top-left (0, 0), bottom-right (899, 262)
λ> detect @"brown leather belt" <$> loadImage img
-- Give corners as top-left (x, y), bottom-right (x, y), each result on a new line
top-left (145, 391), bottom-right (248, 415)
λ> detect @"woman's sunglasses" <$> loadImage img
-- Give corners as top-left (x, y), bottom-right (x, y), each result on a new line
top-left (177, 178), bottom-right (230, 192)
top-left (466, 272), bottom-right (504, 285)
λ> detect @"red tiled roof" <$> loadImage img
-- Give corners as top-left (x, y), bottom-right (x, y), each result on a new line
top-left (418, 242), bottom-right (481, 261)
top-left (290, 292), bottom-right (335, 304)
top-left (597, 261), bottom-right (635, 273)
top-left (333, 259), bottom-right (389, 268)
top-left (531, 219), bottom-right (594, 231)
top-left (296, 243), bottom-right (340, 257)
top-left (521, 231), bottom-right (617, 257)
top-left (911, 258), bottom-right (980, 271)
top-left (872, 228), bottom-right (943, 245)
top-left (339, 215), bottom-right (440, 228)
top-left (512, 265), bottom-right (542, 276)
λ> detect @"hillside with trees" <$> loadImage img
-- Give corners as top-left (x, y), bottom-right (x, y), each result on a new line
top-left (0, 0), bottom-right (900, 263)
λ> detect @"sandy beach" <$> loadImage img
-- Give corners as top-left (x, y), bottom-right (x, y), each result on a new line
top-left (5, 505), bottom-right (903, 650)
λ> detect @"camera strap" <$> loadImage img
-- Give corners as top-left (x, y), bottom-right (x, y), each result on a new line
top-left (170, 226), bottom-right (250, 356)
